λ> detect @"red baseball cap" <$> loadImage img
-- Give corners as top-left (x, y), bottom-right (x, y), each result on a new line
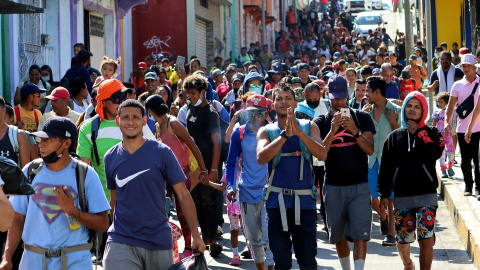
top-left (138, 62), bottom-right (147, 69)
top-left (246, 94), bottom-right (268, 111)
top-left (313, 79), bottom-right (326, 88)
top-left (459, 48), bottom-right (470, 57)
top-left (45, 87), bottom-right (70, 100)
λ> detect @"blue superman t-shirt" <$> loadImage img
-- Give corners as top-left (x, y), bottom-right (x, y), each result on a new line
top-left (104, 138), bottom-right (186, 250)
top-left (10, 159), bottom-right (110, 270)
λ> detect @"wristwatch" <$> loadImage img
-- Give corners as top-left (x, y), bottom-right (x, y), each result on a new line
top-left (280, 130), bottom-right (290, 139)
top-left (354, 129), bottom-right (363, 138)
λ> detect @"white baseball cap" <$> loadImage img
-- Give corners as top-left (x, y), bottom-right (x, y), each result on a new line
top-left (460, 53), bottom-right (476, 66)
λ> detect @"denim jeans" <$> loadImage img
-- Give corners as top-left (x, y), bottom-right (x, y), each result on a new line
top-left (267, 208), bottom-right (317, 270)
top-left (322, 3), bottom-right (328, 13)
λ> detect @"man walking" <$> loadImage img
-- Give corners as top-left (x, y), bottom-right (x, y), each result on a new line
top-left (102, 100), bottom-right (205, 269)
top-left (257, 84), bottom-right (327, 270)
top-left (379, 92), bottom-right (444, 270)
top-left (365, 76), bottom-right (401, 246)
top-left (226, 94), bottom-right (274, 270)
top-left (313, 75), bottom-right (375, 270)
top-left (1, 117), bottom-right (110, 269)
top-left (427, 51), bottom-right (464, 95)
top-left (446, 54), bottom-right (480, 198)
top-left (14, 83), bottom-right (44, 133)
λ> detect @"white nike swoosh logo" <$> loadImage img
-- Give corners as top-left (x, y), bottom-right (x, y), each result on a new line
top-left (115, 169), bottom-right (151, 187)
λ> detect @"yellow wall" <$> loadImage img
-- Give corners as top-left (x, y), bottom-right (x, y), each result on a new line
top-left (435, 0), bottom-right (462, 47)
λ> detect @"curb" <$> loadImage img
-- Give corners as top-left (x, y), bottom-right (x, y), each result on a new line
top-left (438, 176), bottom-right (480, 269)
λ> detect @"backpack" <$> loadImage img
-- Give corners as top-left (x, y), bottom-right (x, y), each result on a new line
top-left (14, 106), bottom-right (40, 124)
top-left (90, 115), bottom-right (101, 165)
top-left (27, 158), bottom-right (102, 261)
top-left (8, 125), bottom-right (20, 163)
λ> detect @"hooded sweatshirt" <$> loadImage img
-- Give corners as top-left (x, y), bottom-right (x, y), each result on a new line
top-left (378, 91), bottom-right (445, 200)
top-left (242, 71), bottom-right (265, 95)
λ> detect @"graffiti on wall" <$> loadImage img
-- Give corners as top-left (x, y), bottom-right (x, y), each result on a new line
top-left (143, 35), bottom-right (172, 57)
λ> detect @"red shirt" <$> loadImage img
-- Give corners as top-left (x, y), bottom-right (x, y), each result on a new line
top-left (399, 79), bottom-right (416, 100)
top-left (279, 38), bottom-right (290, 53)
top-left (216, 81), bottom-right (232, 102)
top-left (265, 82), bottom-right (276, 91)
top-left (290, 29), bottom-right (302, 43)
top-left (287, 11), bottom-right (296, 24)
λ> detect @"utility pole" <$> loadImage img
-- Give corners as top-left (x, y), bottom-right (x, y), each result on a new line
top-left (425, 0), bottom-right (433, 118)
top-left (262, 0), bottom-right (266, 46)
top-left (404, 0), bottom-right (412, 58)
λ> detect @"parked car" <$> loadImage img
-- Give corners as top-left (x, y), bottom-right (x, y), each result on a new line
top-left (344, 0), bottom-right (373, 13)
top-left (373, 0), bottom-right (391, 9)
top-left (353, 11), bottom-right (387, 37)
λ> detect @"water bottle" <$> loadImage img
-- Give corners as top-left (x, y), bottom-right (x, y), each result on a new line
top-left (66, 213), bottom-right (81, 230)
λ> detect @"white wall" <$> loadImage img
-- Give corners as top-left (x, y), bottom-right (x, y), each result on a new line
top-left (10, 14), bottom-right (19, 100)
top-left (58, 0), bottom-right (71, 78)
top-left (122, 10), bottom-right (133, 82)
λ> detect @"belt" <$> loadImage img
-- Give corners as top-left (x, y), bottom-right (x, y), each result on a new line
top-left (269, 186), bottom-right (313, 232)
top-left (24, 242), bottom-right (93, 270)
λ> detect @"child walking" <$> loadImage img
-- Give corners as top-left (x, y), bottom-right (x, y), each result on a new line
top-left (95, 56), bottom-right (121, 84)
top-left (208, 171), bottom-right (242, 266)
top-left (432, 92), bottom-right (456, 178)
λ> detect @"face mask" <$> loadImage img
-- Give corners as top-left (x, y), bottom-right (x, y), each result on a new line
top-left (306, 100), bottom-right (320, 109)
top-left (249, 87), bottom-right (263, 95)
top-left (42, 141), bottom-right (65, 164)
top-left (41, 76), bottom-right (50, 82)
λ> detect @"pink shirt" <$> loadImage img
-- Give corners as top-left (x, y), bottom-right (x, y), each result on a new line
top-left (451, 76), bottom-right (480, 133)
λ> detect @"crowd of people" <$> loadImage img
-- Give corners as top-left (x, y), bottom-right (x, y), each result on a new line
top-left (1, 2), bottom-right (480, 270)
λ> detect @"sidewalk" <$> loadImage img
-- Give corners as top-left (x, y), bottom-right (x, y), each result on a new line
top-left (438, 153), bottom-right (480, 269)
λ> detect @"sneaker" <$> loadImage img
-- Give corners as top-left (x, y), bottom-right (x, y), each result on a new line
top-left (241, 249), bottom-right (252, 259)
top-left (464, 186), bottom-right (473, 196)
top-left (380, 217), bottom-right (389, 236)
top-left (382, 235), bottom-right (396, 246)
top-left (180, 249), bottom-right (193, 259)
top-left (209, 242), bottom-right (223, 257)
top-left (476, 190), bottom-right (480, 201)
top-left (229, 255), bottom-right (241, 266)
top-left (217, 225), bottom-right (224, 236)
top-left (441, 172), bottom-right (448, 178)
top-left (447, 169), bottom-right (455, 178)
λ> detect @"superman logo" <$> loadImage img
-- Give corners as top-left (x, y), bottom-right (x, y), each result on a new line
top-left (32, 183), bottom-right (78, 224)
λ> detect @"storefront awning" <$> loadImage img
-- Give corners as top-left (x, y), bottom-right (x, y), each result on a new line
top-left (0, 0), bottom-right (43, 14)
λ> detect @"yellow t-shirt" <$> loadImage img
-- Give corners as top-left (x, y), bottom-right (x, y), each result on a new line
top-left (14, 105), bottom-right (42, 133)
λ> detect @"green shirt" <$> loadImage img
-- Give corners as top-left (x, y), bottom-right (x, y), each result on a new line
top-left (368, 99), bottom-right (402, 169)
top-left (76, 118), bottom-right (155, 201)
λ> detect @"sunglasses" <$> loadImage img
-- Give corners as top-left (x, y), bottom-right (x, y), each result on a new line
top-left (106, 94), bottom-right (128, 104)
top-left (250, 84), bottom-right (263, 89)
top-left (247, 110), bottom-right (266, 118)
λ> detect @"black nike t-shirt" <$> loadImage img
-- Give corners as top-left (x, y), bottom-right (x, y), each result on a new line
top-left (313, 108), bottom-right (376, 186)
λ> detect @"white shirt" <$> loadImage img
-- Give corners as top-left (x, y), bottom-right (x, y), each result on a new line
top-left (73, 100), bottom-right (89, 114)
top-left (302, 40), bottom-right (317, 50)
top-left (38, 108), bottom-right (81, 131)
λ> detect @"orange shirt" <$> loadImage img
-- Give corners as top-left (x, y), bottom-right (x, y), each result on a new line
top-left (133, 76), bottom-right (145, 90)
top-left (407, 65), bottom-right (426, 89)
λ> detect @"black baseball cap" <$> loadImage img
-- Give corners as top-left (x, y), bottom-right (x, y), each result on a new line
top-left (298, 63), bottom-right (309, 70)
top-left (77, 50), bottom-right (93, 63)
top-left (31, 116), bottom-right (78, 143)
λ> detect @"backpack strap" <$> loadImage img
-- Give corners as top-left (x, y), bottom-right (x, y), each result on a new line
top-left (90, 115), bottom-right (101, 165)
top-left (72, 159), bottom-right (89, 212)
top-left (239, 125), bottom-right (246, 141)
top-left (33, 110), bottom-right (39, 124)
top-left (8, 125), bottom-right (19, 155)
top-left (27, 158), bottom-right (45, 184)
top-left (14, 106), bottom-right (21, 122)
top-left (266, 123), bottom-right (282, 166)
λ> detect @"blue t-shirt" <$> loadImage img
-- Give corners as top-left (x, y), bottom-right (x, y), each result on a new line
top-left (385, 81), bottom-right (400, 99)
top-left (10, 159), bottom-right (110, 270)
top-left (104, 139), bottom-right (186, 250)
top-left (265, 122), bottom-right (316, 210)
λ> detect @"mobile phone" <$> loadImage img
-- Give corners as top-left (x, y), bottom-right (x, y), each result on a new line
top-left (341, 108), bottom-right (350, 118)
top-left (175, 56), bottom-right (185, 73)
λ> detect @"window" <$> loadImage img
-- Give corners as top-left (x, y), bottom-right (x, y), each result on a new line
top-left (200, 0), bottom-right (208, 8)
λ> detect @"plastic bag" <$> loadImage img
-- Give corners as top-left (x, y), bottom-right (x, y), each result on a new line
top-left (0, 157), bottom-right (34, 195)
top-left (168, 250), bottom-right (208, 270)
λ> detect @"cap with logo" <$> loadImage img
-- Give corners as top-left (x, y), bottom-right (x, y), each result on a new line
top-left (460, 53), bottom-right (476, 66)
top-left (246, 94), bottom-right (268, 111)
top-left (144, 72), bottom-right (158, 81)
top-left (45, 87), bottom-right (70, 100)
top-left (20, 83), bottom-right (46, 98)
top-left (268, 64), bottom-right (284, 75)
top-left (232, 73), bottom-right (245, 83)
top-left (31, 116), bottom-right (78, 143)
top-left (328, 75), bottom-right (348, 99)
top-left (226, 65), bottom-right (237, 72)
top-left (156, 54), bottom-right (164, 61)
top-left (138, 62), bottom-right (148, 69)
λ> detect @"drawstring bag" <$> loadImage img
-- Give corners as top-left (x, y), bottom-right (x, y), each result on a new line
top-left (0, 156), bottom-right (34, 195)
top-left (168, 250), bottom-right (208, 270)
